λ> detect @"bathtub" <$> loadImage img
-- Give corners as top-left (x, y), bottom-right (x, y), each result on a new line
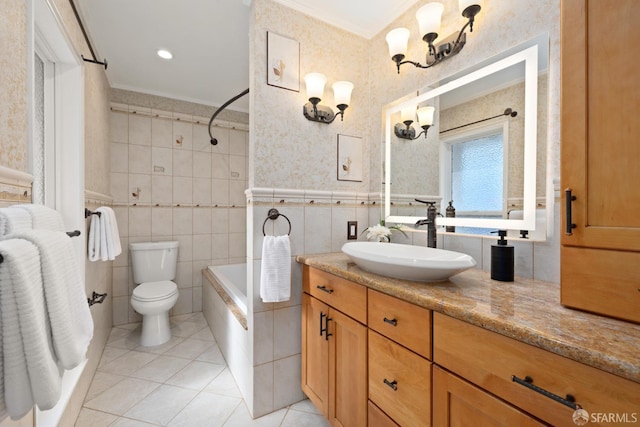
top-left (207, 263), bottom-right (247, 316)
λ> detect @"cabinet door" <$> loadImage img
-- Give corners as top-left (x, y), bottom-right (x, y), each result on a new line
top-left (433, 366), bottom-right (545, 427)
top-left (561, 0), bottom-right (640, 249)
top-left (560, 0), bottom-right (640, 322)
top-left (302, 293), bottom-right (329, 416)
top-left (328, 307), bottom-right (367, 427)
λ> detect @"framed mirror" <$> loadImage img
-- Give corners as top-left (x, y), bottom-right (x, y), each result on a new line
top-left (383, 35), bottom-right (549, 236)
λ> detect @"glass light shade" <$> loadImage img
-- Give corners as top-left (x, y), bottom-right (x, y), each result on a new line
top-left (333, 81), bottom-right (354, 106)
top-left (416, 2), bottom-right (444, 38)
top-left (417, 106), bottom-right (435, 126)
top-left (400, 107), bottom-right (415, 123)
top-left (459, 0), bottom-right (482, 13)
top-left (385, 28), bottom-right (410, 58)
top-left (304, 73), bottom-right (327, 100)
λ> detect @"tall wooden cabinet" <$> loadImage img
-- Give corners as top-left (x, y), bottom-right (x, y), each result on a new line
top-left (301, 268), bottom-right (368, 427)
top-left (560, 0), bottom-right (640, 323)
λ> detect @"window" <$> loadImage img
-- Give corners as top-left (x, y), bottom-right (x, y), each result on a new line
top-left (440, 121), bottom-right (509, 218)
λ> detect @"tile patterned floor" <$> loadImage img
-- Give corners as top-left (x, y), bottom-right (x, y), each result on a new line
top-left (76, 313), bottom-right (329, 427)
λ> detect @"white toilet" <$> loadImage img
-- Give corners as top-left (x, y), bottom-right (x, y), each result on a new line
top-left (129, 241), bottom-right (179, 346)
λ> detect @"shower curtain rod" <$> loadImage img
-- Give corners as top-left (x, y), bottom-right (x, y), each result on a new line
top-left (439, 108), bottom-right (517, 134)
top-left (69, 0), bottom-right (108, 69)
top-left (209, 88), bottom-right (249, 146)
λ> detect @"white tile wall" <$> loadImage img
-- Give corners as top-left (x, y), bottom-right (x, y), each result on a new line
top-left (109, 102), bottom-right (249, 325)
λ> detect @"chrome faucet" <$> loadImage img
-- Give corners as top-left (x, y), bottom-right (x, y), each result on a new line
top-left (414, 199), bottom-right (438, 248)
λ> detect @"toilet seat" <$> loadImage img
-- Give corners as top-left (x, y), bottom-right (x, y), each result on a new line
top-left (132, 281), bottom-right (178, 302)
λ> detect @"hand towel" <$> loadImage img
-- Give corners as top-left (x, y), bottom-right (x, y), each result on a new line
top-left (11, 230), bottom-right (94, 370)
top-left (98, 207), bottom-right (122, 260)
top-left (0, 207), bottom-right (32, 237)
top-left (88, 213), bottom-right (101, 261)
top-left (260, 235), bottom-right (291, 303)
top-left (0, 239), bottom-right (62, 419)
top-left (11, 204), bottom-right (65, 232)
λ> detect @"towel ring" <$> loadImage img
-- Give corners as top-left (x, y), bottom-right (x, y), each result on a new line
top-left (262, 208), bottom-right (291, 236)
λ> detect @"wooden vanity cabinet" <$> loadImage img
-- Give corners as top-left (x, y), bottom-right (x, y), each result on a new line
top-left (433, 366), bottom-right (545, 427)
top-left (367, 290), bottom-right (432, 426)
top-left (560, 0), bottom-right (640, 323)
top-left (301, 267), bottom-right (367, 427)
top-left (433, 312), bottom-right (640, 427)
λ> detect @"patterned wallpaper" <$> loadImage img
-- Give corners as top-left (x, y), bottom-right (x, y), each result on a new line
top-left (368, 0), bottom-right (560, 197)
top-left (251, 0), bottom-right (370, 192)
top-left (0, 0), bottom-right (27, 173)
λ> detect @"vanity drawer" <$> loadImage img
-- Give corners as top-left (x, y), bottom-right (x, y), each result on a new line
top-left (303, 266), bottom-right (366, 324)
top-left (369, 330), bottom-right (431, 427)
top-left (368, 401), bottom-right (399, 427)
top-left (368, 289), bottom-right (431, 359)
top-left (433, 313), bottom-right (640, 427)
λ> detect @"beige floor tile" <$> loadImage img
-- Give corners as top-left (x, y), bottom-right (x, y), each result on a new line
top-left (98, 350), bottom-right (159, 376)
top-left (288, 399), bottom-right (321, 415)
top-left (124, 384), bottom-right (198, 425)
top-left (222, 402), bottom-right (286, 427)
top-left (134, 335), bottom-right (185, 354)
top-left (189, 327), bottom-right (214, 341)
top-left (280, 409), bottom-right (331, 427)
top-left (165, 360), bottom-right (225, 390)
top-left (110, 418), bottom-right (160, 426)
top-left (84, 378), bottom-right (160, 415)
top-left (195, 343), bottom-right (226, 364)
top-left (167, 392), bottom-right (241, 427)
top-left (203, 368), bottom-right (242, 398)
top-left (85, 371), bottom-right (127, 402)
top-left (74, 407), bottom-right (119, 427)
top-left (163, 338), bottom-right (212, 360)
top-left (129, 355), bottom-right (191, 383)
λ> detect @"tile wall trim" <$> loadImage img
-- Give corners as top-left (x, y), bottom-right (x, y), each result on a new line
top-left (0, 166), bottom-right (32, 203)
top-left (84, 190), bottom-right (113, 206)
top-left (110, 104), bottom-right (249, 132)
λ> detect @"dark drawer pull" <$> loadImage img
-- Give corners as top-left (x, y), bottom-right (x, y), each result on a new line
top-left (512, 375), bottom-right (579, 410)
top-left (316, 285), bottom-right (334, 294)
top-left (319, 312), bottom-right (327, 337)
top-left (325, 317), bottom-right (333, 341)
top-left (383, 317), bottom-right (398, 326)
top-left (383, 379), bottom-right (398, 391)
top-left (565, 188), bottom-right (577, 235)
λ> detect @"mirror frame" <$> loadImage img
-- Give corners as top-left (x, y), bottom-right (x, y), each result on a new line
top-left (384, 44), bottom-right (539, 231)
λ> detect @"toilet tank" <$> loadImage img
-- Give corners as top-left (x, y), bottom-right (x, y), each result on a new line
top-left (130, 241), bottom-right (179, 284)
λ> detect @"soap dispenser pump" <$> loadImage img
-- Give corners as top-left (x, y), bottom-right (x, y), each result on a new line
top-left (491, 230), bottom-right (514, 282)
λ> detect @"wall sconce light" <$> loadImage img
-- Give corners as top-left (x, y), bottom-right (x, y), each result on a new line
top-left (394, 106), bottom-right (435, 140)
top-left (303, 73), bottom-right (354, 124)
top-left (386, 0), bottom-right (483, 74)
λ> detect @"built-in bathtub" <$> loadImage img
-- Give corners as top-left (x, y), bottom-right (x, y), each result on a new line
top-left (205, 263), bottom-right (247, 326)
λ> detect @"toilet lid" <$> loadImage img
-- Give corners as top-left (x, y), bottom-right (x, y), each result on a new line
top-left (132, 281), bottom-right (178, 302)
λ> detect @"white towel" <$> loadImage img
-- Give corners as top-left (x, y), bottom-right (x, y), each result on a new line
top-left (88, 207), bottom-right (121, 261)
top-left (88, 213), bottom-right (101, 262)
top-left (11, 204), bottom-right (65, 232)
top-left (0, 207), bottom-right (32, 237)
top-left (11, 230), bottom-right (94, 370)
top-left (0, 239), bottom-right (62, 419)
top-left (260, 235), bottom-right (291, 303)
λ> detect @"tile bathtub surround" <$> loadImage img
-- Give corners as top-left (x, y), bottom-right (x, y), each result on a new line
top-left (110, 100), bottom-right (249, 324)
top-left (76, 313), bottom-right (329, 426)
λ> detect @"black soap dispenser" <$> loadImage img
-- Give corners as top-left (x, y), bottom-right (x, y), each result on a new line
top-left (491, 230), bottom-right (514, 282)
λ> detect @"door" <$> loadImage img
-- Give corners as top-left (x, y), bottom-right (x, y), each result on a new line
top-left (328, 307), bottom-right (367, 427)
top-left (560, 0), bottom-right (640, 322)
top-left (432, 366), bottom-right (545, 427)
top-left (301, 294), bottom-right (329, 416)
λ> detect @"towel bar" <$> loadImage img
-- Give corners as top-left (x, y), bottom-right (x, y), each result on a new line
top-left (84, 208), bottom-right (101, 218)
top-left (262, 208), bottom-right (292, 236)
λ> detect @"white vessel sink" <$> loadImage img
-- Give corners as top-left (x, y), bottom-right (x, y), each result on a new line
top-left (341, 242), bottom-right (476, 282)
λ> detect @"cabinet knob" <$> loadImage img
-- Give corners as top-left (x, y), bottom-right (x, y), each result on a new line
top-left (383, 378), bottom-right (398, 391)
top-left (383, 317), bottom-right (398, 326)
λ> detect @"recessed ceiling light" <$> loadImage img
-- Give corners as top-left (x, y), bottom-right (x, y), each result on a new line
top-left (157, 49), bottom-right (173, 59)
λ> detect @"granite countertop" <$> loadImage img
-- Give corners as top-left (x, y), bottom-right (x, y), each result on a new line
top-left (296, 252), bottom-right (640, 384)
